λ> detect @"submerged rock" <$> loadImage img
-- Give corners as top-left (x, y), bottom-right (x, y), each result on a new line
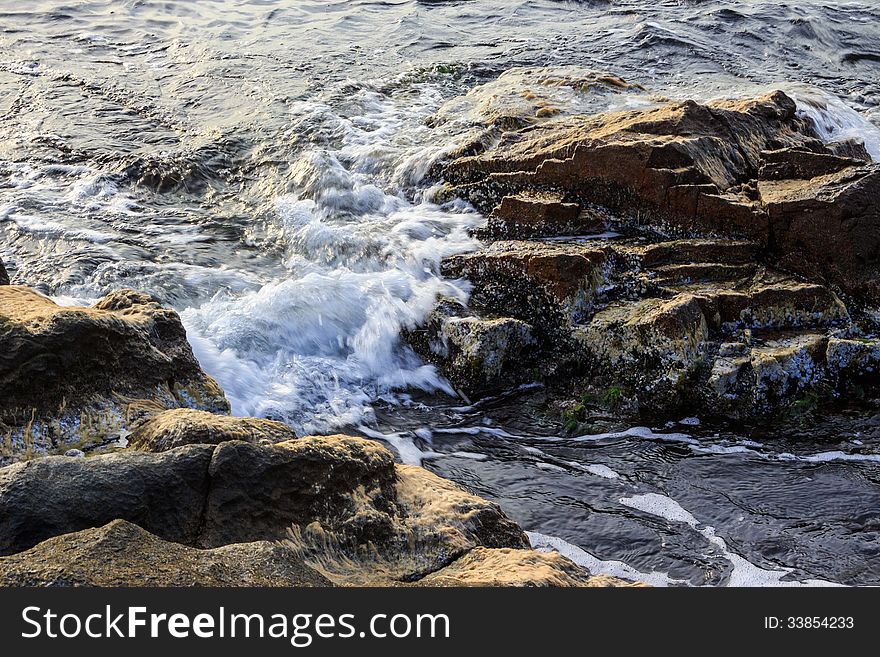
top-left (128, 408), bottom-right (296, 452)
top-left (0, 286), bottom-right (229, 460)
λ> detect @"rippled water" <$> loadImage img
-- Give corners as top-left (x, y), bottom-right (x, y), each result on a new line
top-left (1, 0), bottom-right (879, 585)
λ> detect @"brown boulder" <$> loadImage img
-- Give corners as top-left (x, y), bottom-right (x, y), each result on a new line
top-left (0, 434), bottom-right (528, 581)
top-left (0, 520), bottom-right (623, 587)
top-left (441, 89), bottom-right (879, 303)
top-left (0, 286), bottom-right (229, 459)
top-left (129, 408), bottom-right (296, 452)
top-left (0, 520), bottom-right (332, 587)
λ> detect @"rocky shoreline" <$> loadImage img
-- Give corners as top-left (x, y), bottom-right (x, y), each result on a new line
top-left (1, 71), bottom-right (878, 587)
top-left (411, 79), bottom-right (879, 427)
top-left (0, 277), bottom-right (628, 587)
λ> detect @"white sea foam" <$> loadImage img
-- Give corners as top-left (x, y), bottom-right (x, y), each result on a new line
top-left (620, 493), bottom-right (842, 587)
top-left (175, 83), bottom-right (497, 434)
top-left (527, 531), bottom-right (685, 587)
top-left (573, 425), bottom-right (698, 445)
top-left (792, 87), bottom-right (880, 161)
top-left (357, 426), bottom-right (441, 465)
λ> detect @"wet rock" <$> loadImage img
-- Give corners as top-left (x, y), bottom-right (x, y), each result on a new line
top-left (0, 435), bottom-right (528, 581)
top-left (0, 445), bottom-right (214, 556)
top-left (749, 332), bottom-right (828, 402)
top-left (640, 239), bottom-right (760, 268)
top-left (579, 293), bottom-right (709, 368)
top-left (405, 298), bottom-right (536, 394)
top-left (480, 192), bottom-right (606, 239)
top-left (574, 293), bottom-right (709, 402)
top-left (432, 66), bottom-right (645, 135)
top-left (442, 241), bottom-right (609, 338)
top-left (711, 281), bottom-right (849, 330)
top-left (0, 286), bottom-right (229, 460)
top-left (0, 257), bottom-right (8, 286)
top-left (759, 165), bottom-right (880, 302)
top-left (199, 436), bottom-right (399, 548)
top-left (0, 520), bottom-right (332, 587)
top-left (428, 227), bottom-right (875, 419)
top-left (129, 408), bottom-right (296, 452)
top-left (826, 337), bottom-right (880, 385)
top-left (440, 90), bottom-right (880, 302)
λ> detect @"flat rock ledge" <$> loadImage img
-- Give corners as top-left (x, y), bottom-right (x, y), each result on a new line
top-left (412, 84), bottom-right (880, 421)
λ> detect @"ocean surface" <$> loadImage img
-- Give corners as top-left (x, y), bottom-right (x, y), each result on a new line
top-left (1, 0), bottom-right (879, 585)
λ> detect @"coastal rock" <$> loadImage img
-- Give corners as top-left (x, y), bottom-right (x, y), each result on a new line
top-left (0, 520), bottom-right (332, 587)
top-left (405, 298), bottom-right (536, 394)
top-left (0, 435), bottom-right (528, 581)
top-left (759, 165), bottom-right (880, 301)
top-left (425, 85), bottom-right (880, 420)
top-left (0, 286), bottom-right (229, 460)
top-left (432, 66), bottom-right (645, 135)
top-left (442, 240), bottom-right (609, 337)
top-left (575, 293), bottom-right (709, 376)
top-left (430, 232), bottom-right (875, 419)
top-left (128, 408), bottom-right (296, 452)
top-left (440, 90), bottom-right (879, 301)
top-left (479, 192), bottom-right (607, 239)
top-left (0, 520), bottom-right (623, 587)
top-left (416, 547), bottom-right (638, 587)
top-left (0, 257), bottom-right (8, 285)
top-left (0, 444), bottom-right (214, 555)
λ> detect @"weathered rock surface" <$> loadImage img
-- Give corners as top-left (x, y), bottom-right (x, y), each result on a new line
top-left (440, 90), bottom-right (879, 303)
top-left (0, 286), bottom-right (229, 461)
top-left (0, 434), bottom-right (532, 582)
top-left (0, 444), bottom-right (214, 555)
top-left (405, 297), bottom-right (536, 394)
top-left (128, 408), bottom-right (296, 452)
top-left (416, 547), bottom-right (640, 587)
top-left (0, 257), bottom-right (8, 286)
top-left (0, 520), bottom-right (332, 587)
top-left (0, 520), bottom-right (624, 587)
top-left (417, 85), bottom-right (880, 420)
top-left (443, 241), bottom-right (609, 331)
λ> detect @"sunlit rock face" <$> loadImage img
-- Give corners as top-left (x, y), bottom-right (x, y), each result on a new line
top-left (0, 287), bottom-right (229, 461)
top-left (416, 89), bottom-right (880, 420)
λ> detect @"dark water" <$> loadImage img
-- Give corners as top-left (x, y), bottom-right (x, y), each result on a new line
top-left (1, 0), bottom-right (879, 585)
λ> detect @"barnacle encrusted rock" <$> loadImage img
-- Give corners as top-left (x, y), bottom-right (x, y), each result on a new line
top-left (416, 86), bottom-right (880, 420)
